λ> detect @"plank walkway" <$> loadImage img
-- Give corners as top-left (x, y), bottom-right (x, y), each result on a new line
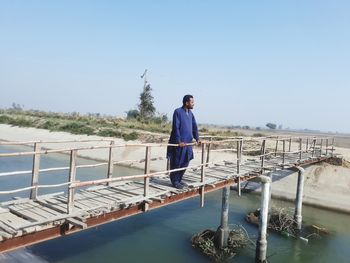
top-left (0, 144), bottom-right (331, 253)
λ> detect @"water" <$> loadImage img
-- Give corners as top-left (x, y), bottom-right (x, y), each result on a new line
top-left (1, 145), bottom-right (350, 263)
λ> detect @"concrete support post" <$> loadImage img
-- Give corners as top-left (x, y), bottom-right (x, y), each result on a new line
top-left (294, 167), bottom-right (305, 230)
top-left (217, 186), bottom-right (230, 248)
top-left (256, 176), bottom-right (271, 263)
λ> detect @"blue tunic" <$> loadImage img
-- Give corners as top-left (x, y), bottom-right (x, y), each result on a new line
top-left (167, 107), bottom-right (199, 167)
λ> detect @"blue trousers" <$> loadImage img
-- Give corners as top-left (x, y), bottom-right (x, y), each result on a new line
top-left (170, 159), bottom-right (190, 186)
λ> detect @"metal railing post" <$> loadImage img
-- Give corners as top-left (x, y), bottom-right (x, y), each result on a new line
top-left (237, 140), bottom-right (242, 196)
top-left (282, 140), bottom-right (286, 169)
top-left (261, 139), bottom-right (266, 173)
top-left (30, 143), bottom-right (41, 200)
top-left (299, 137), bottom-right (302, 162)
top-left (312, 138), bottom-right (316, 157)
top-left (274, 137), bottom-right (279, 157)
top-left (107, 141), bottom-right (114, 186)
top-left (143, 146), bottom-right (151, 211)
top-left (68, 149), bottom-right (77, 214)
top-left (206, 138), bottom-right (212, 167)
top-left (200, 142), bottom-right (206, 207)
top-left (289, 137), bottom-right (292, 152)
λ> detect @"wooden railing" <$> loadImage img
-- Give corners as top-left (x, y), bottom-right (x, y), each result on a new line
top-left (0, 136), bottom-right (335, 213)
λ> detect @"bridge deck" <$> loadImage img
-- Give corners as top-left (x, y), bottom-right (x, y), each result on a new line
top-left (0, 147), bottom-right (329, 253)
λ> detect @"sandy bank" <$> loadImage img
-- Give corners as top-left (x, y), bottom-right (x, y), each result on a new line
top-left (241, 163), bottom-right (350, 213)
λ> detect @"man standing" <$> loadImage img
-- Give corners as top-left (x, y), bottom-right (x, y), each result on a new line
top-left (167, 95), bottom-right (199, 189)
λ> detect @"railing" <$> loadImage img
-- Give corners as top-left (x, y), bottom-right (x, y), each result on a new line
top-left (0, 136), bottom-right (335, 213)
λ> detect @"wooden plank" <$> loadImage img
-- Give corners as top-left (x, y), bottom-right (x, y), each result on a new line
top-left (133, 182), bottom-right (172, 196)
top-left (90, 189), bottom-right (131, 201)
top-left (55, 196), bottom-right (90, 210)
top-left (0, 192), bottom-right (64, 207)
top-left (75, 194), bottom-right (111, 209)
top-left (18, 201), bottom-right (62, 219)
top-left (0, 212), bottom-right (31, 233)
top-left (79, 191), bottom-right (117, 205)
top-left (0, 222), bottom-right (17, 235)
top-left (9, 204), bottom-right (47, 222)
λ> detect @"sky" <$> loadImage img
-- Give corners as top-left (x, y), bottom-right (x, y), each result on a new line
top-left (0, 1), bottom-right (349, 133)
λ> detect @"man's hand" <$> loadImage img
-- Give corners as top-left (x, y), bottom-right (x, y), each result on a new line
top-left (179, 142), bottom-right (186, 147)
top-left (196, 140), bottom-right (202, 146)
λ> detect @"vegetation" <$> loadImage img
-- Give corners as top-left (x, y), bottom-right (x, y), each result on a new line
top-left (0, 107), bottom-right (170, 141)
top-left (191, 227), bottom-right (250, 262)
top-left (266, 123), bottom-right (277, 129)
top-left (252, 133), bottom-right (266, 137)
top-left (138, 80), bottom-right (156, 119)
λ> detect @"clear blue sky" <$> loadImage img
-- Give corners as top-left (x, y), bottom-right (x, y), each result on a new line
top-left (1, 1), bottom-right (349, 133)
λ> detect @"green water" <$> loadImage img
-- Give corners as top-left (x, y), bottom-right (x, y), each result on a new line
top-left (1, 146), bottom-right (350, 263)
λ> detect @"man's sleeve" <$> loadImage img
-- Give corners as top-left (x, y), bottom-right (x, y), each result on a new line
top-left (192, 114), bottom-right (199, 142)
top-left (173, 110), bottom-right (181, 143)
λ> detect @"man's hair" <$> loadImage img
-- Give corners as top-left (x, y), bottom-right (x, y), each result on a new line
top-left (182, 95), bottom-right (193, 106)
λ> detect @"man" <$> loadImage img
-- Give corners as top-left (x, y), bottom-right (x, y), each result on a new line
top-left (167, 95), bottom-right (199, 189)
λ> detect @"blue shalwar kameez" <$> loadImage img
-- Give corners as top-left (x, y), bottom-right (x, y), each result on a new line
top-left (167, 107), bottom-right (199, 186)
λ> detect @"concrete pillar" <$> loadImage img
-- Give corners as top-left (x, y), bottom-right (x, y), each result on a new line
top-left (256, 176), bottom-right (271, 263)
top-left (294, 167), bottom-right (305, 230)
top-left (217, 186), bottom-right (230, 248)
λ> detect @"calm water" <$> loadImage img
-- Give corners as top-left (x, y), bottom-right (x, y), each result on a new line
top-left (1, 145), bottom-right (350, 263)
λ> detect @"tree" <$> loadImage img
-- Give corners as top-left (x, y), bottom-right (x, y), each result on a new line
top-left (126, 109), bottom-right (140, 120)
top-left (11, 102), bottom-right (23, 110)
top-left (266, 123), bottom-right (277, 129)
top-left (138, 69), bottom-right (156, 119)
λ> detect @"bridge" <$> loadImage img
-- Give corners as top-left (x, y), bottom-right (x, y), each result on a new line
top-left (0, 136), bottom-right (335, 254)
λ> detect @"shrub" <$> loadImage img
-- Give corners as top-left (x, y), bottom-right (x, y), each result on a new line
top-left (59, 122), bottom-right (95, 135)
top-left (41, 120), bottom-right (60, 130)
top-left (122, 131), bottom-right (138, 141)
top-left (9, 117), bottom-right (33, 127)
top-left (97, 129), bottom-right (122, 138)
top-left (0, 115), bottom-right (12, 124)
top-left (253, 133), bottom-right (265, 137)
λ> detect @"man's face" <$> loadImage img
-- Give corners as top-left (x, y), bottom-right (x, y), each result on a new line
top-left (186, 98), bottom-right (194, 109)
